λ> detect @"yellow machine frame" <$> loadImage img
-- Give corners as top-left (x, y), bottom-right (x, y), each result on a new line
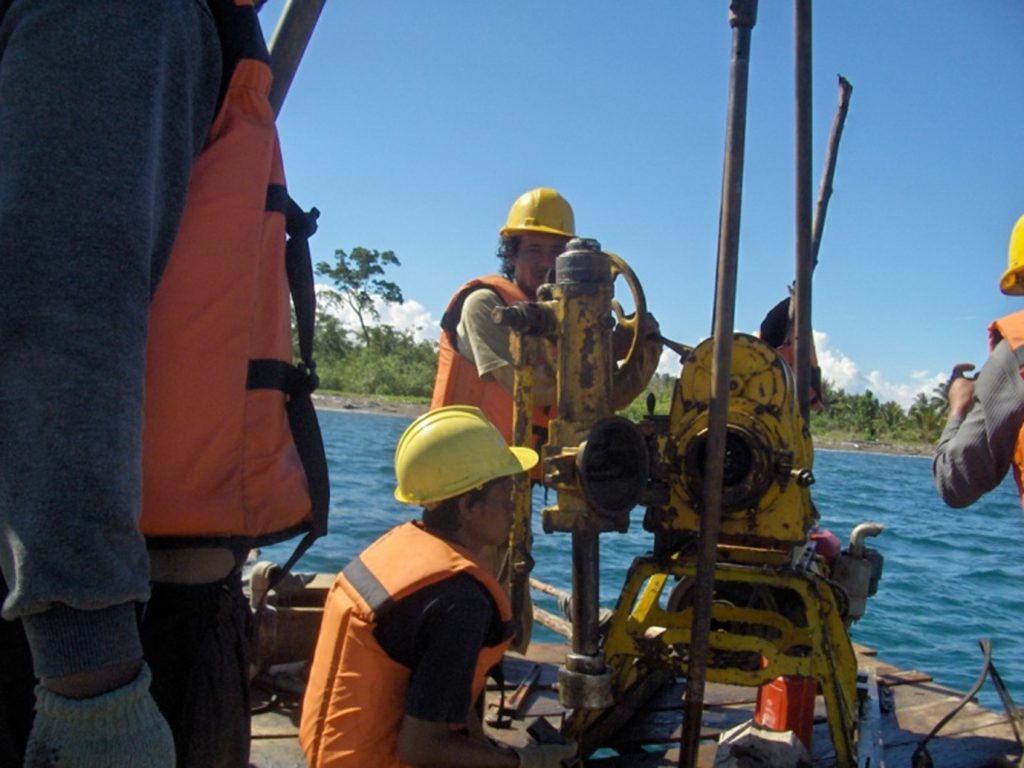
top-left (503, 247), bottom-right (870, 766)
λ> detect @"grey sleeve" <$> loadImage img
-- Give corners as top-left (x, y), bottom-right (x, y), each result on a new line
top-left (932, 341), bottom-right (1024, 508)
top-left (0, 1), bottom-right (220, 677)
top-left (456, 289), bottom-right (513, 377)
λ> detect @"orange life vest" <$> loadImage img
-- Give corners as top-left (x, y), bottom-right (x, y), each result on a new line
top-left (431, 275), bottom-right (553, 456)
top-left (988, 310), bottom-right (1024, 501)
top-left (299, 522), bottom-right (514, 768)
top-left (140, 0), bottom-right (328, 552)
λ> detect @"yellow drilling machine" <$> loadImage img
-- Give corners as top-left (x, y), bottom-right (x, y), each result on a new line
top-left (496, 237), bottom-right (884, 765)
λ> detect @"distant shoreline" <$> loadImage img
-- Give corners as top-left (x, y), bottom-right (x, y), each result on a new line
top-left (313, 393), bottom-right (428, 418)
top-left (814, 439), bottom-right (932, 458)
top-left (313, 394), bottom-right (934, 458)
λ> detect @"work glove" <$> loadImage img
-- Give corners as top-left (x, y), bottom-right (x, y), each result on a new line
top-left (24, 663), bottom-right (175, 768)
top-left (513, 739), bottom-right (578, 768)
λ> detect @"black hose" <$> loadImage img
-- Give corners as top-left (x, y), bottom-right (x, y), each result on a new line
top-left (911, 639), bottom-right (1021, 768)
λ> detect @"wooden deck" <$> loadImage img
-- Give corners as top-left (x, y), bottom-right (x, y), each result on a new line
top-left (249, 638), bottom-right (1023, 767)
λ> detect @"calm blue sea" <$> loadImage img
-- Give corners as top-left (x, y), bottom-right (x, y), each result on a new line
top-left (261, 409), bottom-right (1024, 711)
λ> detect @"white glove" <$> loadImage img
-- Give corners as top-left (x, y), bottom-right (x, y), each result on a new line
top-left (25, 663), bottom-right (175, 768)
top-left (514, 739), bottom-right (578, 768)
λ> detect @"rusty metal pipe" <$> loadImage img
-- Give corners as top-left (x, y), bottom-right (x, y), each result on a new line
top-left (793, 0), bottom-right (813, 423)
top-left (680, 2), bottom-right (757, 766)
top-left (549, 240), bottom-right (615, 711)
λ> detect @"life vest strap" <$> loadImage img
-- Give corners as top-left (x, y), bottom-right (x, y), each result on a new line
top-left (247, 359), bottom-right (316, 396)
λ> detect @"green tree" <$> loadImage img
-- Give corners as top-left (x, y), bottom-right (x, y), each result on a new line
top-left (310, 294), bottom-right (353, 361)
top-left (908, 391), bottom-right (943, 442)
top-left (316, 247), bottom-right (404, 346)
top-left (850, 389), bottom-right (881, 439)
top-left (877, 400), bottom-right (907, 436)
top-left (929, 381), bottom-right (950, 424)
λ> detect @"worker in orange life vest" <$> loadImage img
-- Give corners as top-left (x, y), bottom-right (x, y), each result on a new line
top-left (934, 214), bottom-right (1024, 508)
top-left (431, 187), bottom-right (574, 450)
top-left (431, 188), bottom-right (661, 653)
top-left (432, 186), bottom-right (662, 443)
top-left (300, 406), bottom-right (577, 768)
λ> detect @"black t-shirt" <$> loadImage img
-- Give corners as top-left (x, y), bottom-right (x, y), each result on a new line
top-left (373, 572), bottom-right (505, 724)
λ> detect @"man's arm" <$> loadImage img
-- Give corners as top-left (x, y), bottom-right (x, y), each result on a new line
top-left (933, 341), bottom-right (1024, 507)
top-left (458, 290), bottom-right (556, 406)
top-left (397, 715), bottom-right (519, 767)
top-left (392, 578), bottom-right (519, 767)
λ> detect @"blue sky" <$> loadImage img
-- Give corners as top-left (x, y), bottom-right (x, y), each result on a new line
top-left (262, 1), bottom-right (1023, 409)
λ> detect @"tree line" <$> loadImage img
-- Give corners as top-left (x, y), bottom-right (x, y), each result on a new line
top-left (310, 246), bottom-right (437, 398)
top-left (310, 246), bottom-right (949, 447)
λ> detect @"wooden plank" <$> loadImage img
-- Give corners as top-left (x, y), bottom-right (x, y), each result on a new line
top-left (534, 606), bottom-right (573, 639)
top-left (261, 606), bottom-right (323, 666)
top-left (882, 680), bottom-right (1018, 748)
top-left (881, 718), bottom-right (1021, 768)
top-left (248, 601), bottom-right (1024, 768)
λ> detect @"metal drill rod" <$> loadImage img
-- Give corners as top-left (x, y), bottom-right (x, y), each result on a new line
top-left (679, 1), bottom-right (758, 765)
top-left (793, 0), bottom-right (813, 424)
top-left (267, 0), bottom-right (326, 117)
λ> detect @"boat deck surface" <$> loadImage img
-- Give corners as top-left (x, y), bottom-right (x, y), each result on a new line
top-left (249, 639), bottom-right (1023, 767)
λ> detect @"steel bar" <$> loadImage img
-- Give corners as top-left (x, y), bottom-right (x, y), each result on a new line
top-left (267, 0), bottom-right (326, 117)
top-left (679, 1), bottom-right (758, 766)
top-left (793, 0), bottom-right (813, 424)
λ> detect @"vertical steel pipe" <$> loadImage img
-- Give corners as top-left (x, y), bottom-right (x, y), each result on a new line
top-left (679, 1), bottom-right (757, 766)
top-left (268, 0), bottom-right (327, 117)
top-left (552, 241), bottom-right (614, 710)
top-left (793, 0), bottom-right (813, 424)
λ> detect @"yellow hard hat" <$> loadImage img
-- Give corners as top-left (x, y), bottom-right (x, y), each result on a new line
top-left (394, 406), bottom-right (538, 506)
top-left (499, 187), bottom-right (576, 238)
top-left (999, 215), bottom-right (1024, 295)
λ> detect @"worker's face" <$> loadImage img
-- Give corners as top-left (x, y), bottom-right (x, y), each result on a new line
top-left (512, 232), bottom-right (569, 300)
top-left (463, 476), bottom-right (516, 548)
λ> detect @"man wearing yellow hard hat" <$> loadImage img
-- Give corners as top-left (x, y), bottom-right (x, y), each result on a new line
top-left (933, 215), bottom-right (1024, 508)
top-left (431, 187), bottom-right (573, 452)
top-left (299, 406), bottom-right (576, 768)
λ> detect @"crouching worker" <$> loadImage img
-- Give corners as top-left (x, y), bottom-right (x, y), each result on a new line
top-left (299, 406), bottom-right (577, 767)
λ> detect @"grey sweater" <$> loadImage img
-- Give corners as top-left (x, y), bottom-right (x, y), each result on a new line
top-left (933, 337), bottom-right (1024, 509)
top-left (0, 0), bottom-right (221, 677)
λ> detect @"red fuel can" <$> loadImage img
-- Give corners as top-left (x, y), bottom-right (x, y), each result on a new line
top-left (753, 675), bottom-right (817, 749)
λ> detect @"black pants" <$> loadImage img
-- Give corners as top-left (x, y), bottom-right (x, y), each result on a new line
top-left (141, 571), bottom-right (253, 768)
top-left (0, 572), bottom-right (36, 766)
top-left (0, 570), bottom-right (252, 768)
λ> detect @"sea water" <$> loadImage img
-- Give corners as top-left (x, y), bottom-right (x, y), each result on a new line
top-left (261, 409), bottom-right (1024, 711)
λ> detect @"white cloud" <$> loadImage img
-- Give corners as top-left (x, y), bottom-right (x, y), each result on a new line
top-left (315, 284), bottom-right (440, 344)
top-left (657, 345), bottom-right (689, 377)
top-left (815, 330), bottom-right (860, 390)
top-left (814, 330), bottom-right (942, 409)
top-left (379, 299), bottom-right (440, 343)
